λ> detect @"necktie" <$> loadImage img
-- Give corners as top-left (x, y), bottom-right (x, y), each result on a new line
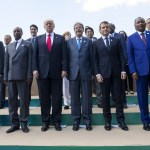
top-left (47, 34), bottom-right (52, 52)
top-left (141, 32), bottom-right (146, 45)
top-left (105, 37), bottom-right (109, 47)
top-left (15, 41), bottom-right (18, 49)
top-left (31, 38), bottom-right (35, 44)
top-left (77, 39), bottom-right (81, 49)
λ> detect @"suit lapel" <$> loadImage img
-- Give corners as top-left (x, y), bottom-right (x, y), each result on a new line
top-left (51, 33), bottom-right (58, 52)
top-left (80, 37), bottom-right (87, 51)
top-left (99, 37), bottom-right (110, 53)
top-left (135, 32), bottom-right (146, 48)
top-left (73, 37), bottom-right (79, 50)
top-left (146, 31), bottom-right (150, 49)
top-left (13, 40), bottom-right (24, 57)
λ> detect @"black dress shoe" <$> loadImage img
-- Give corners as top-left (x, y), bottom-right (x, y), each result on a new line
top-left (6, 126), bottom-right (20, 133)
top-left (72, 124), bottom-right (79, 131)
top-left (22, 126), bottom-right (29, 133)
top-left (41, 124), bottom-right (49, 132)
top-left (54, 123), bottom-right (62, 131)
top-left (118, 121), bottom-right (129, 131)
top-left (143, 124), bottom-right (150, 131)
top-left (86, 124), bottom-right (92, 131)
top-left (64, 105), bottom-right (69, 110)
top-left (104, 123), bottom-right (111, 131)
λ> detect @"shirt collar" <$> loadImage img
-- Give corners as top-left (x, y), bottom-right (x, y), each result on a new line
top-left (76, 36), bottom-right (83, 41)
top-left (136, 30), bottom-right (146, 36)
top-left (101, 35), bottom-right (110, 40)
top-left (46, 32), bottom-right (54, 37)
top-left (15, 38), bottom-right (22, 43)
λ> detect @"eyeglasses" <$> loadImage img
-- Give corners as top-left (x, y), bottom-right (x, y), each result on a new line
top-left (146, 22), bottom-right (150, 24)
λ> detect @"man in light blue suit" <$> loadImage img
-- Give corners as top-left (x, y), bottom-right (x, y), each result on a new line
top-left (67, 22), bottom-right (93, 131)
top-left (127, 17), bottom-right (150, 131)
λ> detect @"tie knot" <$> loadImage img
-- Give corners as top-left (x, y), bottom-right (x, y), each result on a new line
top-left (48, 34), bottom-right (51, 37)
top-left (141, 32), bottom-right (144, 36)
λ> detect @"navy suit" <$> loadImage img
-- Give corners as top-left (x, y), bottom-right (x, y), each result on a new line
top-left (67, 37), bottom-right (92, 125)
top-left (127, 31), bottom-right (150, 124)
top-left (33, 33), bottom-right (67, 125)
top-left (93, 37), bottom-right (126, 123)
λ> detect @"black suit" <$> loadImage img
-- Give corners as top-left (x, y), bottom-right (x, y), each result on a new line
top-left (93, 37), bottom-right (126, 123)
top-left (33, 33), bottom-right (67, 125)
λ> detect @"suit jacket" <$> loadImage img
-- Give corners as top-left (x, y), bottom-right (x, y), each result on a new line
top-left (0, 41), bottom-right (5, 75)
top-left (4, 40), bottom-right (33, 80)
top-left (93, 37), bottom-right (125, 78)
top-left (32, 33), bottom-right (67, 79)
top-left (127, 31), bottom-right (150, 76)
top-left (67, 37), bottom-right (93, 80)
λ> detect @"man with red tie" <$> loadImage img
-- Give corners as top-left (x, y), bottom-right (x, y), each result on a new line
top-left (32, 19), bottom-right (68, 131)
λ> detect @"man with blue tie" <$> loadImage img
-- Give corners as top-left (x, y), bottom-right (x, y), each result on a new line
top-left (67, 22), bottom-right (93, 131)
top-left (127, 17), bottom-right (150, 131)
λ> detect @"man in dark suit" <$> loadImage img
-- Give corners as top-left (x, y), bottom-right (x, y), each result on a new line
top-left (127, 17), bottom-right (150, 131)
top-left (85, 26), bottom-right (103, 108)
top-left (0, 40), bottom-right (5, 108)
top-left (67, 22), bottom-right (93, 131)
top-left (93, 21), bottom-right (128, 131)
top-left (109, 23), bottom-right (128, 109)
top-left (26, 24), bottom-right (38, 104)
top-left (4, 27), bottom-right (33, 133)
top-left (32, 19), bottom-right (67, 131)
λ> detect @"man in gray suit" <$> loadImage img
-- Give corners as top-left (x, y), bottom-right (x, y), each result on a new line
top-left (4, 27), bottom-right (33, 133)
top-left (67, 22), bottom-right (93, 131)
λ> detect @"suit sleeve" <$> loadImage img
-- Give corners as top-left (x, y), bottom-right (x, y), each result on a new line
top-left (93, 41), bottom-right (100, 75)
top-left (32, 37), bottom-right (39, 71)
top-left (118, 39), bottom-right (126, 72)
top-left (62, 36), bottom-right (68, 72)
top-left (4, 47), bottom-right (9, 81)
top-left (27, 42), bottom-right (33, 79)
top-left (127, 37), bottom-right (136, 74)
top-left (0, 41), bottom-right (5, 75)
top-left (120, 34), bottom-right (127, 63)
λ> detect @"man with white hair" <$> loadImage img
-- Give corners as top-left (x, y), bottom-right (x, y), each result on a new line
top-left (33, 19), bottom-right (68, 132)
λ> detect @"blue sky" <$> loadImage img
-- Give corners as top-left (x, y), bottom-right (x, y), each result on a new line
top-left (0, 0), bottom-right (149, 42)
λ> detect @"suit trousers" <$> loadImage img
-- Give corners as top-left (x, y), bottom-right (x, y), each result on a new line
top-left (101, 75), bottom-right (125, 123)
top-left (136, 75), bottom-right (150, 124)
top-left (63, 77), bottom-right (71, 106)
top-left (8, 80), bottom-right (29, 126)
top-left (38, 78), bottom-right (62, 125)
top-left (0, 78), bottom-right (5, 102)
top-left (70, 73), bottom-right (92, 125)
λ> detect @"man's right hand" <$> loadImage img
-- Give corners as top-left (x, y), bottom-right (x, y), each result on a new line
top-left (33, 70), bottom-right (39, 78)
top-left (132, 72), bottom-right (138, 80)
top-left (4, 80), bottom-right (8, 86)
top-left (96, 74), bottom-right (103, 83)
